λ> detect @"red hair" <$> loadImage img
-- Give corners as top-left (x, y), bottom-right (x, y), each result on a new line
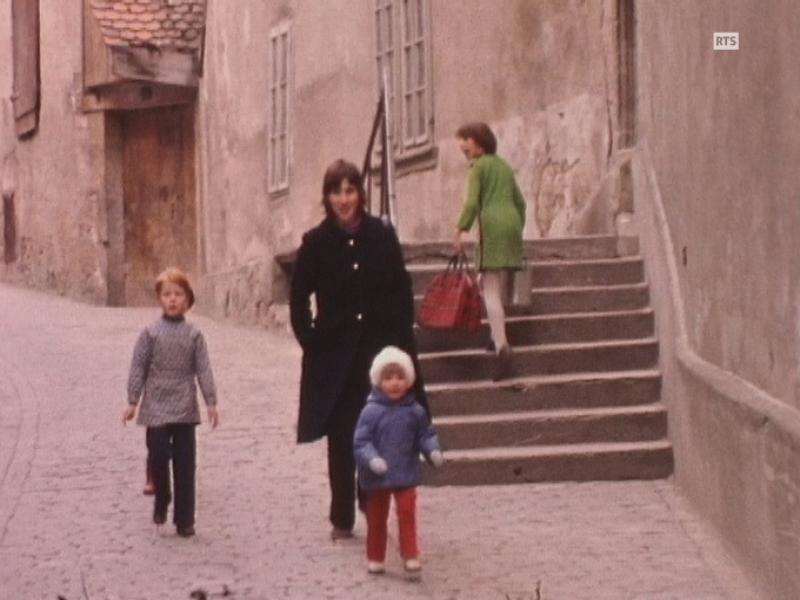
top-left (155, 267), bottom-right (195, 308)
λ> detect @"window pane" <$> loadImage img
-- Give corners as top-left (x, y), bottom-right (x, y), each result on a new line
top-left (375, 11), bottom-right (383, 52)
top-left (271, 38), bottom-right (277, 82)
top-left (404, 0), bottom-right (413, 43)
top-left (404, 46), bottom-right (412, 90)
top-left (282, 35), bottom-right (289, 83)
top-left (271, 138), bottom-right (277, 185)
top-left (418, 90), bottom-right (426, 139)
top-left (404, 94), bottom-right (412, 141)
top-left (416, 0), bottom-right (425, 38)
top-left (280, 85), bottom-right (288, 133)
top-left (276, 36), bottom-right (282, 83)
top-left (417, 41), bottom-right (425, 87)
top-left (281, 135), bottom-right (288, 183)
top-left (386, 54), bottom-right (394, 97)
top-left (271, 88), bottom-right (277, 130)
top-left (386, 7), bottom-right (393, 48)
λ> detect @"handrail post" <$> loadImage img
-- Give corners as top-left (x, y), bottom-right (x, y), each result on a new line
top-left (381, 66), bottom-right (398, 230)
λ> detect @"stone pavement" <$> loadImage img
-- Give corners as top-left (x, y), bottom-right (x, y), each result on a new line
top-left (0, 284), bottom-right (761, 600)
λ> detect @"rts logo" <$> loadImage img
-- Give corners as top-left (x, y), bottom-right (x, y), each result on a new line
top-left (714, 32), bottom-right (740, 50)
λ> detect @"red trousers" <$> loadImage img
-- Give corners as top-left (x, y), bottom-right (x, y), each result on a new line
top-left (366, 487), bottom-right (419, 561)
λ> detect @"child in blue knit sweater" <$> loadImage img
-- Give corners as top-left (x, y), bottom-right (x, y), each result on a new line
top-left (353, 346), bottom-right (443, 576)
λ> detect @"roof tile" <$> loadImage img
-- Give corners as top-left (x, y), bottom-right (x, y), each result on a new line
top-left (88, 0), bottom-right (205, 53)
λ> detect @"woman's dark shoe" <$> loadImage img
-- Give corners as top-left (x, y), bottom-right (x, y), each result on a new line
top-left (493, 345), bottom-right (514, 381)
top-left (330, 527), bottom-right (354, 541)
top-left (177, 526), bottom-right (195, 538)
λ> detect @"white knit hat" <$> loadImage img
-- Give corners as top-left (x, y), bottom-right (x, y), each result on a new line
top-left (369, 346), bottom-right (416, 387)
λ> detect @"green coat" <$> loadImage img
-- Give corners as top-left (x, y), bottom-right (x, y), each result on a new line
top-left (456, 154), bottom-right (526, 270)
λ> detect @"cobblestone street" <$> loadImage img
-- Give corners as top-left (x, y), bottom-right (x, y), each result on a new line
top-left (0, 284), bottom-right (760, 600)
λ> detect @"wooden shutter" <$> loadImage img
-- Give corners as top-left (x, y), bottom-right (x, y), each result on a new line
top-left (11, 0), bottom-right (41, 138)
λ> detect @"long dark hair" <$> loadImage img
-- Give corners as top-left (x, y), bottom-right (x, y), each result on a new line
top-left (455, 122), bottom-right (497, 155)
top-left (321, 159), bottom-right (367, 219)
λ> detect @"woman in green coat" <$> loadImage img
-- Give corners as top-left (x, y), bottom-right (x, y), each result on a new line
top-left (454, 122), bottom-right (526, 380)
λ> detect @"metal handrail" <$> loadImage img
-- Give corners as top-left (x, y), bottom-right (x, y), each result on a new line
top-left (361, 66), bottom-right (398, 230)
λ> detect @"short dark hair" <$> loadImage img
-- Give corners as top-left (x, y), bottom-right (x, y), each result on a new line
top-left (321, 159), bottom-right (367, 219)
top-left (456, 122), bottom-right (497, 155)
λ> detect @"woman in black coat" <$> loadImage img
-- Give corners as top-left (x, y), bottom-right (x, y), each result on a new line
top-left (290, 159), bottom-right (427, 539)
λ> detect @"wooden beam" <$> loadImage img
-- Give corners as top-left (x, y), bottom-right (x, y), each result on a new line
top-left (81, 83), bottom-right (197, 113)
top-left (110, 46), bottom-right (199, 88)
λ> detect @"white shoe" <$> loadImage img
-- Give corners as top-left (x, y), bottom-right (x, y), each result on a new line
top-left (368, 561), bottom-right (385, 575)
top-left (404, 558), bottom-right (421, 572)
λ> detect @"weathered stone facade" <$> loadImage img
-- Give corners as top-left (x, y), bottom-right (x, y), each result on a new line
top-left (0, 1), bottom-right (108, 302)
top-left (3, 2), bottom-right (798, 597)
top-left (1, 0), bottom-right (630, 317)
top-left (195, 0), bottom-right (631, 326)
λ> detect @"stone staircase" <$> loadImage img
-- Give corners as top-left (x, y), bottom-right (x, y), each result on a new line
top-left (405, 235), bottom-right (674, 486)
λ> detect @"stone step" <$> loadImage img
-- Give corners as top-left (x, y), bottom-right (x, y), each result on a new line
top-left (427, 369), bottom-right (662, 416)
top-left (408, 256), bottom-right (645, 292)
top-left (402, 235), bottom-right (639, 263)
top-left (434, 404), bottom-right (668, 450)
top-left (413, 282), bottom-right (651, 317)
top-left (421, 440), bottom-right (674, 486)
top-left (530, 257), bottom-right (645, 288)
top-left (419, 338), bottom-right (659, 384)
top-left (528, 283), bottom-right (651, 314)
top-left (414, 308), bottom-right (655, 352)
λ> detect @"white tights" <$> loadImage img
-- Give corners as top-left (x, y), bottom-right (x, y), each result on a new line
top-left (481, 270), bottom-right (511, 352)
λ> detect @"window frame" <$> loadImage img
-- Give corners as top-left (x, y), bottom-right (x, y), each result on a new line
top-left (268, 22), bottom-right (292, 195)
top-left (374, 0), bottom-right (435, 164)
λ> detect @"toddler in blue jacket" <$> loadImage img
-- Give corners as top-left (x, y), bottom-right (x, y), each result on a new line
top-left (353, 346), bottom-right (443, 576)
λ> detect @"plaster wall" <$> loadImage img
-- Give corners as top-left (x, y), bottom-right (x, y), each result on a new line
top-left (635, 2), bottom-right (800, 597)
top-left (0, 0), bottom-right (107, 302)
top-left (197, 0), bottom-right (627, 325)
top-left (637, 0), bottom-right (800, 409)
top-left (0, 6), bottom-right (13, 184)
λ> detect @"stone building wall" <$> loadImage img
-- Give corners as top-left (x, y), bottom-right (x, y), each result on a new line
top-left (0, 0), bottom-right (107, 303)
top-left (634, 1), bottom-right (800, 597)
top-left (196, 0), bottom-right (629, 326)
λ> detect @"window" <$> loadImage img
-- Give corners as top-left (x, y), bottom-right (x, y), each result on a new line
top-left (3, 193), bottom-right (16, 264)
top-left (269, 23), bottom-right (291, 193)
top-left (11, 0), bottom-right (40, 138)
top-left (374, 0), bottom-right (433, 158)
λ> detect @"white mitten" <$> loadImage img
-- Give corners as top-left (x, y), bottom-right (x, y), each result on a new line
top-left (369, 457), bottom-right (388, 475)
top-left (429, 450), bottom-right (444, 468)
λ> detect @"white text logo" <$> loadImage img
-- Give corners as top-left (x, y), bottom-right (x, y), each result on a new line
top-left (714, 32), bottom-right (739, 50)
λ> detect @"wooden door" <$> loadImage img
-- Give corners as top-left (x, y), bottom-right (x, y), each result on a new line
top-left (122, 106), bottom-right (197, 306)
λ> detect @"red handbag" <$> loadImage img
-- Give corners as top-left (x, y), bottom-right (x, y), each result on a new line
top-left (418, 254), bottom-right (482, 332)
